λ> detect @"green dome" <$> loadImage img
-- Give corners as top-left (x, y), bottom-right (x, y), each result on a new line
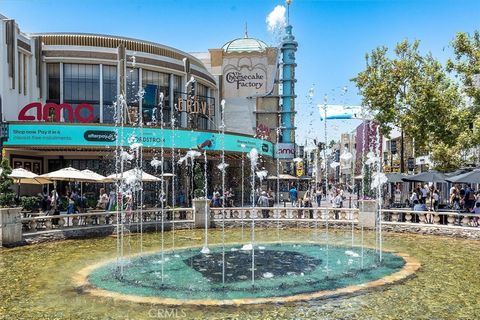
top-left (222, 36), bottom-right (268, 53)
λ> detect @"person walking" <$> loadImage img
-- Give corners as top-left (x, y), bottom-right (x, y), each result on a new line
top-left (464, 185), bottom-right (476, 211)
top-left (450, 188), bottom-right (461, 210)
top-left (257, 191), bottom-right (270, 218)
top-left (289, 185), bottom-right (298, 207)
top-left (431, 189), bottom-right (440, 212)
top-left (315, 188), bottom-right (322, 207)
top-left (303, 190), bottom-right (314, 219)
top-left (420, 185), bottom-right (428, 204)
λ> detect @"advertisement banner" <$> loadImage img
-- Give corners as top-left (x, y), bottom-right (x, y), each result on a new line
top-left (5, 124), bottom-right (273, 156)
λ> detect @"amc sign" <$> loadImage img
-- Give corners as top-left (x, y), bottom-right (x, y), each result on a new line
top-left (18, 102), bottom-right (94, 123)
top-left (275, 143), bottom-right (295, 159)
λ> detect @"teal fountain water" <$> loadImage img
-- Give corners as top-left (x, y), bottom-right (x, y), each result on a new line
top-left (87, 242), bottom-right (406, 303)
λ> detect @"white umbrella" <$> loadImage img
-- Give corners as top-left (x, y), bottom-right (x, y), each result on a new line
top-left (8, 168), bottom-right (51, 185)
top-left (103, 168), bottom-right (165, 183)
top-left (8, 168), bottom-right (50, 198)
top-left (81, 169), bottom-right (106, 182)
top-left (40, 167), bottom-right (99, 210)
top-left (40, 167), bottom-right (98, 182)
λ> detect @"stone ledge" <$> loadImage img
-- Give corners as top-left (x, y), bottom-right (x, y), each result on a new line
top-left (381, 224), bottom-right (480, 240)
top-left (10, 220), bottom-right (480, 247)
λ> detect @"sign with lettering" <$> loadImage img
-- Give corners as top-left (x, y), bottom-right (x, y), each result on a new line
top-left (5, 124), bottom-right (273, 157)
top-left (223, 64), bottom-right (268, 97)
top-left (296, 161), bottom-right (304, 177)
top-left (275, 143), bottom-right (295, 159)
top-left (225, 71), bottom-right (264, 90)
top-left (176, 96), bottom-right (215, 117)
top-left (18, 102), bottom-right (94, 123)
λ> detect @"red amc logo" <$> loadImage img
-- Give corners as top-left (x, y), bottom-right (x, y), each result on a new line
top-left (18, 102), bottom-right (94, 123)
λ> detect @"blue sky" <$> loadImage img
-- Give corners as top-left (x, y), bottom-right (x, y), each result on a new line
top-left (2, 0), bottom-right (479, 145)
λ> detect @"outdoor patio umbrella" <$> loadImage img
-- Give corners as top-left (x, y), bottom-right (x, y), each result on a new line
top-left (8, 168), bottom-right (51, 197)
top-left (386, 172), bottom-right (407, 183)
top-left (8, 168), bottom-right (51, 185)
top-left (39, 167), bottom-right (99, 182)
top-left (402, 170), bottom-right (446, 183)
top-left (444, 169), bottom-right (470, 178)
top-left (445, 169), bottom-right (480, 184)
top-left (81, 169), bottom-right (106, 182)
top-left (102, 168), bottom-right (166, 183)
top-left (39, 167), bottom-right (100, 210)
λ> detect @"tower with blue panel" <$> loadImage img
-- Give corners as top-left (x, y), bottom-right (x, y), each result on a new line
top-left (280, 24), bottom-right (297, 143)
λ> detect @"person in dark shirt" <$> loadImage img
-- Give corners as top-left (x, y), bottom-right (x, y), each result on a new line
top-left (289, 186), bottom-right (298, 206)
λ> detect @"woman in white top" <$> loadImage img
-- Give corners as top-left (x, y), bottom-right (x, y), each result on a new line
top-left (410, 191), bottom-right (419, 202)
top-left (98, 188), bottom-right (109, 210)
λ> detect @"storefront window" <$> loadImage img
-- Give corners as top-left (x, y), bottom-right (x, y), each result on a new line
top-left (173, 75), bottom-right (182, 127)
top-left (103, 104), bottom-right (116, 124)
top-left (124, 68), bottom-right (139, 124)
top-left (103, 65), bottom-right (117, 123)
top-left (142, 70), bottom-right (170, 125)
top-left (63, 63), bottom-right (101, 123)
top-left (47, 63), bottom-right (60, 102)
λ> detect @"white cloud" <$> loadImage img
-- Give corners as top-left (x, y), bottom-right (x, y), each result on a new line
top-left (266, 5), bottom-right (286, 32)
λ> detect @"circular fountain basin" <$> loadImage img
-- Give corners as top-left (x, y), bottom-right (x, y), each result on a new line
top-left (76, 242), bottom-right (418, 305)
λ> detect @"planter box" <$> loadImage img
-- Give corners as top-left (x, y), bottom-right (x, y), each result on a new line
top-left (0, 208), bottom-right (22, 246)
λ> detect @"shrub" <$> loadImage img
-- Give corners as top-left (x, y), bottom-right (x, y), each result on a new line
top-left (0, 192), bottom-right (16, 208)
top-left (20, 196), bottom-right (38, 212)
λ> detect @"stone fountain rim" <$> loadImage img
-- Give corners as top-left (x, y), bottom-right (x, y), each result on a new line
top-left (72, 240), bottom-right (421, 306)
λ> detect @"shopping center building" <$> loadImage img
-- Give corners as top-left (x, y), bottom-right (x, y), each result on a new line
top-left (0, 14), bottom-right (279, 204)
top-left (0, 12), bottom-right (303, 203)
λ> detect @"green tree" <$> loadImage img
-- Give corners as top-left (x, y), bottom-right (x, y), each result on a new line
top-left (447, 31), bottom-right (480, 108)
top-left (353, 40), bottom-right (468, 170)
top-left (430, 142), bottom-right (462, 172)
top-left (447, 31), bottom-right (480, 145)
top-left (0, 158), bottom-right (13, 193)
top-left (0, 158), bottom-right (16, 207)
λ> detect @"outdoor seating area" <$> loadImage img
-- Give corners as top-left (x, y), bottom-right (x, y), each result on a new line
top-left (383, 169), bottom-right (480, 218)
top-left (6, 166), bottom-right (178, 219)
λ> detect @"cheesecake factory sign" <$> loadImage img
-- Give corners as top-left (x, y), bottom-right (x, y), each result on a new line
top-left (225, 71), bottom-right (264, 90)
top-left (223, 65), bottom-right (268, 96)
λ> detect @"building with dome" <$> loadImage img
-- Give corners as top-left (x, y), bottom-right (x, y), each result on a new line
top-left (192, 24), bottom-right (298, 175)
top-left (192, 31), bottom-right (283, 143)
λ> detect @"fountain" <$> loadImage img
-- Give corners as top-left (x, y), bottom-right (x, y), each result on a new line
top-left (83, 63), bottom-right (412, 306)
top-left (108, 60), bottom-right (403, 298)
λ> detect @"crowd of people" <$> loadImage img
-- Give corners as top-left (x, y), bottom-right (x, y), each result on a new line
top-left (409, 183), bottom-right (480, 214)
top-left (410, 184), bottom-right (441, 212)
